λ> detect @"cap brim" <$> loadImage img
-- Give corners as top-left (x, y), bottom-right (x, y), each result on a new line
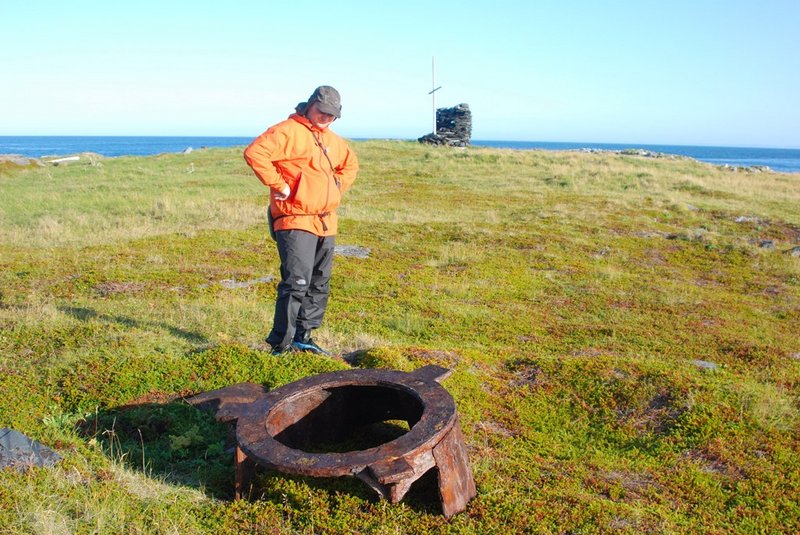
top-left (317, 103), bottom-right (341, 118)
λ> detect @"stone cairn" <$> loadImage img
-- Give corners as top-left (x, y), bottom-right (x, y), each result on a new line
top-left (418, 103), bottom-right (472, 147)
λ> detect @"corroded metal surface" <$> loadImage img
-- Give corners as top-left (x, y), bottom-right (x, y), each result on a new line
top-left (188, 365), bottom-right (476, 517)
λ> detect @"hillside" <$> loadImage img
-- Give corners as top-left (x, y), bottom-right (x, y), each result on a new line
top-left (1, 141), bottom-right (798, 533)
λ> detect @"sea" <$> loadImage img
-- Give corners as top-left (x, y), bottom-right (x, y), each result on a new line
top-left (472, 140), bottom-right (800, 174)
top-left (2, 136), bottom-right (799, 173)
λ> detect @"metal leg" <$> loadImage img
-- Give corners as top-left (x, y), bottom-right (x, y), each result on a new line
top-left (235, 446), bottom-right (257, 500)
top-left (432, 419), bottom-right (477, 517)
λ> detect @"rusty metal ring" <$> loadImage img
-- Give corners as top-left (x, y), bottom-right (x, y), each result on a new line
top-left (235, 366), bottom-right (456, 479)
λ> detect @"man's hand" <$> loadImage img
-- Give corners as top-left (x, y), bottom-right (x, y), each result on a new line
top-left (273, 184), bottom-right (290, 201)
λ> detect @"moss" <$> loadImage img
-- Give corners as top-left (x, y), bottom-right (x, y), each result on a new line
top-left (0, 142), bottom-right (798, 532)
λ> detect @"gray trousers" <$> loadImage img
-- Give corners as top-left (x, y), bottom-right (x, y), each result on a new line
top-left (266, 230), bottom-right (335, 349)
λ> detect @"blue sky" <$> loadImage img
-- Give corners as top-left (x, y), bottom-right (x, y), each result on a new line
top-left (2, 0), bottom-right (798, 147)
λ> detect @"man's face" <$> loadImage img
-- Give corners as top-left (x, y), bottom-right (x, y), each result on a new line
top-left (306, 102), bottom-right (336, 129)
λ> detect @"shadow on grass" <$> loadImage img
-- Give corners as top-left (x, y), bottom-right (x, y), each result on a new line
top-left (251, 466), bottom-right (444, 516)
top-left (61, 306), bottom-right (208, 344)
top-left (78, 397), bottom-right (446, 515)
top-left (77, 401), bottom-right (236, 499)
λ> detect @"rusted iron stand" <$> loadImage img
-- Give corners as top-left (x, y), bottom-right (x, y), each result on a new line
top-left (188, 365), bottom-right (476, 517)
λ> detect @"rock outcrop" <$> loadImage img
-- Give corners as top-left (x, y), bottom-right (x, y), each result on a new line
top-left (0, 154), bottom-right (45, 169)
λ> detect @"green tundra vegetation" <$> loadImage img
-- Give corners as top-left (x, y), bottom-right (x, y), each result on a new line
top-left (0, 141), bottom-right (798, 533)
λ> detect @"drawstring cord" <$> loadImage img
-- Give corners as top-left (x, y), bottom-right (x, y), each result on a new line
top-left (310, 129), bottom-right (341, 189)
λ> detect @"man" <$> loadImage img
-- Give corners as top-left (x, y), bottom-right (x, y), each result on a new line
top-left (243, 86), bottom-right (359, 355)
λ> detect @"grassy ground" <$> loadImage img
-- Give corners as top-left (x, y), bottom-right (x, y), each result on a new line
top-left (1, 141), bottom-right (798, 533)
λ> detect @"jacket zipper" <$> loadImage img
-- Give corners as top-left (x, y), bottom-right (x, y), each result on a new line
top-left (311, 128), bottom-right (339, 232)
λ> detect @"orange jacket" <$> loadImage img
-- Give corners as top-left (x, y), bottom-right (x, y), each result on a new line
top-left (243, 113), bottom-right (359, 236)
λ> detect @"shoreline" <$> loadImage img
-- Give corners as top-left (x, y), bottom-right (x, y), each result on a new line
top-left (2, 136), bottom-right (800, 174)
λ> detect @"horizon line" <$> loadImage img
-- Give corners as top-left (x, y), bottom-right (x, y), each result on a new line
top-left (0, 134), bottom-right (798, 151)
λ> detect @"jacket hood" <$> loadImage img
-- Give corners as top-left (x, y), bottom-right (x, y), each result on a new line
top-left (294, 101), bottom-right (309, 115)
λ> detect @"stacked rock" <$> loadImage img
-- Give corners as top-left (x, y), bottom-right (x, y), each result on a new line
top-left (418, 103), bottom-right (472, 147)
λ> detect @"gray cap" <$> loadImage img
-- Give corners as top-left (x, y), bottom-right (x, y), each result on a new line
top-left (307, 85), bottom-right (342, 118)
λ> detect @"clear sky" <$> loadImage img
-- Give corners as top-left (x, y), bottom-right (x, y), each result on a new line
top-left (2, 0), bottom-right (798, 147)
